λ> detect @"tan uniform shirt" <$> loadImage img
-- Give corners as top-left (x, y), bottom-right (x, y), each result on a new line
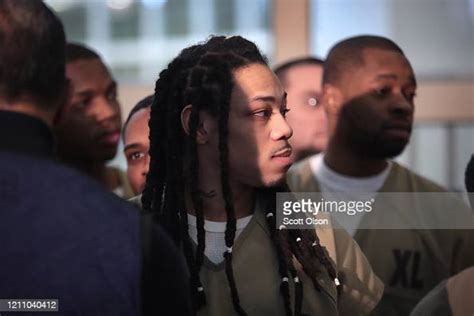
top-left (130, 194), bottom-right (383, 315)
top-left (410, 267), bottom-right (474, 316)
top-left (287, 159), bottom-right (474, 315)
top-left (109, 166), bottom-right (134, 199)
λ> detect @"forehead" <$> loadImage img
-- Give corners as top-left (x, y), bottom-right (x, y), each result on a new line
top-left (357, 48), bottom-right (413, 78)
top-left (66, 58), bottom-right (112, 91)
top-left (124, 108), bottom-right (150, 141)
top-left (232, 63), bottom-right (284, 102)
top-left (285, 63), bottom-right (323, 88)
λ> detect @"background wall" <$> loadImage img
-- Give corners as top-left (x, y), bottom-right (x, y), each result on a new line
top-left (47, 0), bottom-right (473, 191)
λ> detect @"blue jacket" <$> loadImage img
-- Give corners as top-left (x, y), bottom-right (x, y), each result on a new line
top-left (0, 111), bottom-right (191, 316)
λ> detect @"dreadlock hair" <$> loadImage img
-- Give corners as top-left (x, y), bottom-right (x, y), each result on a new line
top-left (142, 35), bottom-right (341, 315)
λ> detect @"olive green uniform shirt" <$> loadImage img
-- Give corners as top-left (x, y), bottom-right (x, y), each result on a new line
top-left (130, 194), bottom-right (383, 315)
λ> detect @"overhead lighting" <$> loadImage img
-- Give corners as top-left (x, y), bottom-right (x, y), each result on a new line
top-left (45, 0), bottom-right (80, 12)
top-left (106, 0), bottom-right (134, 10)
top-left (141, 0), bottom-right (167, 9)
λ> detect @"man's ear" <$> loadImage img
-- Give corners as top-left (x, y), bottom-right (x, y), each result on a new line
top-left (322, 83), bottom-right (343, 116)
top-left (181, 105), bottom-right (212, 145)
top-left (53, 79), bottom-right (73, 126)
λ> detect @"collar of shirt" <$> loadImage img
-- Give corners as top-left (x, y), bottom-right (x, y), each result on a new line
top-left (0, 110), bottom-right (54, 158)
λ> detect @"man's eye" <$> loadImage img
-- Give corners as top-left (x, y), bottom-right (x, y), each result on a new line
top-left (75, 98), bottom-right (91, 108)
top-left (307, 97), bottom-right (319, 107)
top-left (130, 152), bottom-right (145, 161)
top-left (280, 108), bottom-right (290, 117)
top-left (107, 90), bottom-right (117, 101)
top-left (404, 91), bottom-right (416, 103)
top-left (375, 87), bottom-right (392, 97)
top-left (253, 109), bottom-right (272, 118)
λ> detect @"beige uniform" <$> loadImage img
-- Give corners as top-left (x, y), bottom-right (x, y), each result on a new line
top-left (109, 166), bottom-right (135, 199)
top-left (130, 194), bottom-right (383, 315)
top-left (411, 267), bottom-right (474, 316)
top-left (287, 159), bottom-right (474, 315)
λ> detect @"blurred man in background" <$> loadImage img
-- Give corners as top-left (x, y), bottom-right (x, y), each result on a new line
top-left (287, 35), bottom-right (474, 315)
top-left (55, 43), bottom-right (133, 198)
top-left (274, 57), bottom-right (328, 162)
top-left (123, 95), bottom-right (153, 195)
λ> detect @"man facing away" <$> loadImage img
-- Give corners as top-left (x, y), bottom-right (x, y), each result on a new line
top-left (0, 1), bottom-right (191, 315)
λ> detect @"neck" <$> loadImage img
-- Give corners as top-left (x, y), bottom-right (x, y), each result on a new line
top-left (324, 138), bottom-right (388, 177)
top-left (185, 177), bottom-right (255, 222)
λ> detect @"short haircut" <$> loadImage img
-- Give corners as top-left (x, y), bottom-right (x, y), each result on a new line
top-left (323, 35), bottom-right (405, 86)
top-left (122, 94), bottom-right (154, 141)
top-left (273, 56), bottom-right (324, 86)
top-left (0, 0), bottom-right (66, 108)
top-left (66, 42), bottom-right (102, 64)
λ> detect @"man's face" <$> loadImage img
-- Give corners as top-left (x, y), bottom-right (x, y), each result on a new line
top-left (332, 48), bottom-right (417, 159)
top-left (284, 64), bottom-right (327, 159)
top-left (217, 63), bottom-right (293, 188)
top-left (56, 58), bottom-right (121, 162)
top-left (124, 108), bottom-right (150, 195)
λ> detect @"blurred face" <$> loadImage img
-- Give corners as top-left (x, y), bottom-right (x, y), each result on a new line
top-left (330, 48), bottom-right (417, 159)
top-left (284, 64), bottom-right (327, 159)
top-left (56, 58), bottom-right (121, 162)
top-left (123, 108), bottom-right (151, 195)
top-left (223, 63), bottom-right (293, 187)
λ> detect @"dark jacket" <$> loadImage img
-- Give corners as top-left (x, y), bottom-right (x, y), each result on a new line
top-left (0, 110), bottom-right (192, 316)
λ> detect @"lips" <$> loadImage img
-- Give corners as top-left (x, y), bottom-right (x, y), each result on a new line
top-left (383, 121), bottom-right (412, 139)
top-left (271, 146), bottom-right (294, 168)
top-left (272, 147), bottom-right (292, 158)
top-left (385, 121), bottom-right (412, 131)
top-left (99, 129), bottom-right (121, 145)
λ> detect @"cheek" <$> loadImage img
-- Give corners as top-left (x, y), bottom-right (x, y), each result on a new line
top-left (127, 167), bottom-right (142, 190)
top-left (226, 131), bottom-right (269, 180)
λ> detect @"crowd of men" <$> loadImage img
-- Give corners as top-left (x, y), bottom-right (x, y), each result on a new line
top-left (1, 1), bottom-right (473, 315)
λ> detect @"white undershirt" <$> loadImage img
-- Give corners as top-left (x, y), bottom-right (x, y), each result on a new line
top-left (187, 214), bottom-right (253, 264)
top-left (309, 153), bottom-right (392, 235)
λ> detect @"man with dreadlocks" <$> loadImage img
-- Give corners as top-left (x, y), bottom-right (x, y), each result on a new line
top-left (133, 35), bottom-right (383, 315)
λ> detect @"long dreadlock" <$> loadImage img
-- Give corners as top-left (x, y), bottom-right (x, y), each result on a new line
top-left (142, 35), bottom-right (341, 315)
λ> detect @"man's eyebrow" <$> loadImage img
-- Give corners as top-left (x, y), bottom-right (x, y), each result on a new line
top-left (375, 74), bottom-right (417, 86)
top-left (375, 74), bottom-right (398, 80)
top-left (123, 143), bottom-right (142, 152)
top-left (74, 89), bottom-right (93, 97)
top-left (251, 92), bottom-right (287, 103)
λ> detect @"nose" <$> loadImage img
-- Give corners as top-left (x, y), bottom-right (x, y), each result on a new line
top-left (142, 153), bottom-right (150, 177)
top-left (92, 96), bottom-right (120, 123)
top-left (270, 113), bottom-right (293, 141)
top-left (389, 93), bottom-right (414, 119)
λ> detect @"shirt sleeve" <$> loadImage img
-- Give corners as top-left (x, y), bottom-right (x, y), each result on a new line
top-left (317, 215), bottom-right (385, 315)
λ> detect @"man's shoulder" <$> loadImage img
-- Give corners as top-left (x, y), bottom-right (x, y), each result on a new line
top-left (287, 155), bottom-right (320, 192)
top-left (0, 152), bottom-right (139, 222)
top-left (387, 161), bottom-right (447, 192)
